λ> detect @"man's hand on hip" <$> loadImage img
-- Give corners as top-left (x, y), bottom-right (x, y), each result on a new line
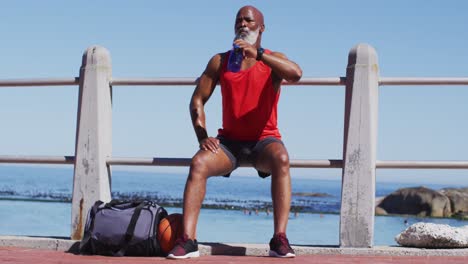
top-left (199, 137), bottom-right (220, 153)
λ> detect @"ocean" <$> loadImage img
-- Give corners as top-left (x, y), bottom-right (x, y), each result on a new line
top-left (0, 165), bottom-right (466, 246)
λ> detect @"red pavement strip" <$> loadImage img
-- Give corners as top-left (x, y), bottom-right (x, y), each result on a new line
top-left (1, 247), bottom-right (468, 264)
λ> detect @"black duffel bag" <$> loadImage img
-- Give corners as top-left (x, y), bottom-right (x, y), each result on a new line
top-left (79, 199), bottom-right (168, 256)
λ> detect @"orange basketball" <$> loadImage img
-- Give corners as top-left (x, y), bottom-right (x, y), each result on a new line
top-left (157, 213), bottom-right (184, 254)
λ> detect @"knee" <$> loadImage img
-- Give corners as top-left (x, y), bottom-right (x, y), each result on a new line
top-left (189, 155), bottom-right (209, 181)
top-left (273, 151), bottom-right (289, 169)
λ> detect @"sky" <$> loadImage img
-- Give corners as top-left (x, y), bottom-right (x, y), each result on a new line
top-left (0, 0), bottom-right (467, 185)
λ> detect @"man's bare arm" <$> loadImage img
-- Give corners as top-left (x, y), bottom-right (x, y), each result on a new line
top-left (234, 39), bottom-right (302, 83)
top-left (189, 54), bottom-right (223, 152)
top-left (262, 51), bottom-right (302, 83)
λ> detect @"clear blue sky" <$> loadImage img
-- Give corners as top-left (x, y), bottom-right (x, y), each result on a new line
top-left (0, 0), bottom-right (467, 185)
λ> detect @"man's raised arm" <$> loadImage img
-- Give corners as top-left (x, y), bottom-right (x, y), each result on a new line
top-left (262, 51), bottom-right (302, 83)
top-left (233, 39), bottom-right (302, 83)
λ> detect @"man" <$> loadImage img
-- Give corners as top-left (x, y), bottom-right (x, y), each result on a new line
top-left (167, 5), bottom-right (302, 259)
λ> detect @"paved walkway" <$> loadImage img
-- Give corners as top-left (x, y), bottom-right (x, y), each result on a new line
top-left (1, 246), bottom-right (468, 264)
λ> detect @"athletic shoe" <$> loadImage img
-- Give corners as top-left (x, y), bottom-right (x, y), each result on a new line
top-left (268, 233), bottom-right (296, 258)
top-left (166, 234), bottom-right (200, 259)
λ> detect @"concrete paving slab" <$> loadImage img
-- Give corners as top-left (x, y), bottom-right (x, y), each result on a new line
top-left (1, 235), bottom-right (468, 257)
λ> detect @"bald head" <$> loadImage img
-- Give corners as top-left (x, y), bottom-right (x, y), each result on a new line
top-left (234, 5), bottom-right (265, 46)
top-left (236, 5), bottom-right (264, 26)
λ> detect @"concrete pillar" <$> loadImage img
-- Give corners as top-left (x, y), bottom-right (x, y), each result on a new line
top-left (340, 43), bottom-right (379, 247)
top-left (71, 46), bottom-right (112, 240)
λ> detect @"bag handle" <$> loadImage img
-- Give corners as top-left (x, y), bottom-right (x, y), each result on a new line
top-left (114, 201), bottom-right (147, 256)
top-left (106, 199), bottom-right (144, 210)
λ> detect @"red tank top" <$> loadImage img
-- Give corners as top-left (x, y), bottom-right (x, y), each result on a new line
top-left (218, 49), bottom-right (281, 141)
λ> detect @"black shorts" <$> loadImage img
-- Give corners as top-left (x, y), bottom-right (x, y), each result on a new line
top-left (217, 136), bottom-right (284, 178)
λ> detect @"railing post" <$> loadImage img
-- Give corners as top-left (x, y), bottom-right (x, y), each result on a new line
top-left (340, 43), bottom-right (379, 247)
top-left (71, 46), bottom-right (112, 240)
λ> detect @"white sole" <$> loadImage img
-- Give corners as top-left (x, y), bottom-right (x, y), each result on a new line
top-left (268, 250), bottom-right (296, 258)
top-left (167, 250), bottom-right (200, 259)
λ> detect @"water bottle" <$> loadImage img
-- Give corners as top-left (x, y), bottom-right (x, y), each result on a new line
top-left (227, 44), bottom-right (243, 72)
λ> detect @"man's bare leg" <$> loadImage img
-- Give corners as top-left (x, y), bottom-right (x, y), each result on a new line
top-left (255, 142), bottom-right (295, 257)
top-left (183, 150), bottom-right (233, 239)
top-left (255, 142), bottom-right (291, 234)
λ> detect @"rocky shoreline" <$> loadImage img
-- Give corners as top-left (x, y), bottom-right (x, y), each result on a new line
top-left (376, 187), bottom-right (468, 220)
top-left (2, 187), bottom-right (467, 219)
top-left (0, 190), bottom-right (340, 214)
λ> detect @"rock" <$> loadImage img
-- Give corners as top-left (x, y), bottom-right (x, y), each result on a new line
top-left (376, 186), bottom-right (451, 217)
top-left (375, 206), bottom-right (387, 215)
top-left (438, 188), bottom-right (468, 215)
top-left (375, 197), bottom-right (387, 215)
top-left (396, 222), bottom-right (468, 248)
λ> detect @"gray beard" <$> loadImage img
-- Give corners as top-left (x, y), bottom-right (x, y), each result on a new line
top-left (235, 28), bottom-right (260, 45)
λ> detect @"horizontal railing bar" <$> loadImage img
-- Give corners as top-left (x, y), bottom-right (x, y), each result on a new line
top-left (111, 77), bottom-right (468, 86)
top-left (108, 157), bottom-right (343, 168)
top-left (108, 157), bottom-right (192, 166)
top-left (1, 156), bottom-right (466, 169)
top-left (380, 77), bottom-right (468, 85)
top-left (1, 77), bottom-right (467, 88)
top-left (110, 77), bottom-right (347, 86)
top-left (108, 158), bottom-right (468, 169)
top-left (289, 159), bottom-right (343, 168)
top-left (292, 77), bottom-right (346, 86)
top-left (376, 160), bottom-right (468, 169)
top-left (0, 155), bottom-right (75, 164)
top-left (110, 77), bottom-right (468, 86)
top-left (0, 78), bottom-right (79, 87)
top-left (111, 78), bottom-right (197, 86)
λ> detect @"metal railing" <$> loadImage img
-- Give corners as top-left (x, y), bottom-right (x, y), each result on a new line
top-left (3, 155), bottom-right (468, 169)
top-left (0, 78), bottom-right (79, 87)
top-left (0, 43), bottom-right (467, 247)
top-left (4, 76), bottom-right (468, 88)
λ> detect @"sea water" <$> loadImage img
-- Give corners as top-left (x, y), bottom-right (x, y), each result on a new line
top-left (0, 165), bottom-right (466, 245)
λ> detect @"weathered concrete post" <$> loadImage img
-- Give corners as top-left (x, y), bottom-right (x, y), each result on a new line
top-left (71, 46), bottom-right (112, 240)
top-left (340, 43), bottom-right (379, 247)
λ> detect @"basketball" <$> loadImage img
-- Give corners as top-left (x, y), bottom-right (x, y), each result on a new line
top-left (157, 213), bottom-right (184, 254)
